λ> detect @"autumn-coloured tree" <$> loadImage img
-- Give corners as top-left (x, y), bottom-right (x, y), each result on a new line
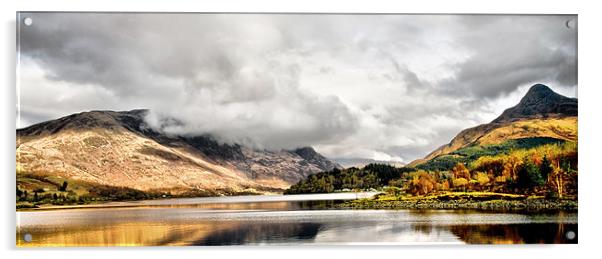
top-left (407, 171), bottom-right (438, 196)
top-left (475, 172), bottom-right (490, 186)
top-left (451, 163), bottom-right (471, 180)
top-left (503, 154), bottom-right (523, 181)
top-left (452, 178), bottom-right (469, 190)
top-left (550, 159), bottom-right (568, 199)
top-left (440, 180), bottom-right (450, 191)
top-left (472, 156), bottom-right (505, 177)
top-left (531, 152), bottom-right (543, 166)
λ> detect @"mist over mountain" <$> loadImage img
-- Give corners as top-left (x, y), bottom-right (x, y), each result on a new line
top-left (17, 14), bottom-right (577, 164)
top-left (17, 109), bottom-right (340, 194)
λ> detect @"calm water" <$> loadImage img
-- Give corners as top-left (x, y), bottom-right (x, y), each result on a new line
top-left (16, 193), bottom-right (577, 246)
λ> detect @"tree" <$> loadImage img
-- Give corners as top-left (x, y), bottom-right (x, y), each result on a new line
top-left (540, 155), bottom-right (553, 181)
top-left (451, 163), bottom-right (470, 180)
top-left (516, 159), bottom-right (544, 192)
top-left (17, 186), bottom-right (23, 197)
top-left (503, 154), bottom-right (522, 180)
top-left (452, 178), bottom-right (469, 190)
top-left (440, 180), bottom-right (450, 191)
top-left (550, 159), bottom-right (568, 199)
top-left (473, 156), bottom-right (504, 177)
top-left (407, 171), bottom-right (437, 196)
top-left (475, 172), bottom-right (490, 186)
top-left (59, 181), bottom-right (68, 192)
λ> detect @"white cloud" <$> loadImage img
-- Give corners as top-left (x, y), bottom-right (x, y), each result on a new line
top-left (17, 13), bottom-right (577, 161)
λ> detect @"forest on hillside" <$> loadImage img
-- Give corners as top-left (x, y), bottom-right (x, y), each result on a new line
top-left (286, 141), bottom-right (577, 199)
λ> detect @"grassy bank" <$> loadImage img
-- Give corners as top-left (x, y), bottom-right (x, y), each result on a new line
top-left (337, 191), bottom-right (577, 211)
top-left (16, 173), bottom-right (279, 210)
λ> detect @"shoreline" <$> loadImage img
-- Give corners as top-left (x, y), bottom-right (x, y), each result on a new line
top-left (337, 197), bottom-right (578, 212)
top-left (17, 191), bottom-right (577, 212)
top-left (16, 192), bottom-right (379, 211)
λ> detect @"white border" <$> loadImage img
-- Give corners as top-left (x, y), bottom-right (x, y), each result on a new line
top-left (2, 0), bottom-right (601, 258)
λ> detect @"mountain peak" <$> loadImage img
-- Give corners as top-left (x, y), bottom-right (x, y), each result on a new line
top-left (524, 83), bottom-right (554, 96)
top-left (17, 109), bottom-right (150, 137)
top-left (492, 84), bottom-right (577, 123)
top-left (292, 147), bottom-right (342, 169)
top-left (520, 84), bottom-right (561, 105)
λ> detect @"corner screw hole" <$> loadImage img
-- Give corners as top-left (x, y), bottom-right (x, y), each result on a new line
top-left (566, 231), bottom-right (576, 240)
top-left (23, 233), bottom-right (32, 242)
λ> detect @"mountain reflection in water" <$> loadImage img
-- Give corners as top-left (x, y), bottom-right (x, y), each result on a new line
top-left (16, 193), bottom-right (577, 246)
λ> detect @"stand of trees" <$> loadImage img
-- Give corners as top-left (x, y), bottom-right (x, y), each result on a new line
top-left (285, 164), bottom-right (416, 194)
top-left (286, 141), bottom-right (577, 199)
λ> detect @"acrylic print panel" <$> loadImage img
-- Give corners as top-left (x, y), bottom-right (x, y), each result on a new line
top-left (15, 13), bottom-right (577, 246)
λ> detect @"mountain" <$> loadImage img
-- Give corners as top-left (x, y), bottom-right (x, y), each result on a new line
top-left (409, 84), bottom-right (577, 168)
top-left (333, 158), bottom-right (405, 169)
top-left (16, 109), bottom-right (339, 195)
top-left (493, 84), bottom-right (577, 123)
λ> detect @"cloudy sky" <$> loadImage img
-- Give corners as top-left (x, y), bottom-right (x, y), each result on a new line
top-left (17, 13), bottom-right (577, 162)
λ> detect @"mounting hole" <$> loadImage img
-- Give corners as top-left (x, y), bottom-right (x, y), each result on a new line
top-left (565, 19), bottom-right (576, 29)
top-left (23, 233), bottom-right (32, 242)
top-left (23, 17), bottom-right (33, 26)
top-left (566, 230), bottom-right (576, 240)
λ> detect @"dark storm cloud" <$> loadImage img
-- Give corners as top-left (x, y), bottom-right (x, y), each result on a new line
top-left (442, 15), bottom-right (577, 98)
top-left (17, 13), bottom-right (577, 161)
top-left (18, 13), bottom-right (362, 149)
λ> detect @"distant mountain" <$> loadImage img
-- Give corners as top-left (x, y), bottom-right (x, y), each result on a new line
top-left (16, 110), bottom-right (340, 195)
top-left (409, 84), bottom-right (577, 168)
top-left (333, 158), bottom-right (405, 169)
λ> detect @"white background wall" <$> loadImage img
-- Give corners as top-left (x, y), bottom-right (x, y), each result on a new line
top-left (1, 0), bottom-right (600, 258)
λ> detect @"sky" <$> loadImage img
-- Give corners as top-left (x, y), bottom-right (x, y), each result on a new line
top-left (17, 13), bottom-right (577, 162)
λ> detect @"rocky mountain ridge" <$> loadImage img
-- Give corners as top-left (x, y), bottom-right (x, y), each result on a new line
top-left (16, 109), bottom-right (339, 194)
top-left (409, 84), bottom-right (578, 167)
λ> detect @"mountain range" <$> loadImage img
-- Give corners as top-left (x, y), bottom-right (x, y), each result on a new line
top-left (16, 83), bottom-right (577, 197)
top-left (16, 110), bottom-right (339, 195)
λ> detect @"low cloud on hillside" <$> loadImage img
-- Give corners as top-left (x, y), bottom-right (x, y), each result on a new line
top-left (18, 13), bottom-right (577, 161)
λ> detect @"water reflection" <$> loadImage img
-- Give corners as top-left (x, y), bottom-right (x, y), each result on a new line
top-left (16, 194), bottom-right (577, 246)
top-left (195, 222), bottom-right (322, 246)
top-left (450, 223), bottom-right (577, 244)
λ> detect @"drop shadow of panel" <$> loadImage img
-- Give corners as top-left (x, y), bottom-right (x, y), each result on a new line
top-left (449, 223), bottom-right (577, 244)
top-left (192, 222), bottom-right (322, 246)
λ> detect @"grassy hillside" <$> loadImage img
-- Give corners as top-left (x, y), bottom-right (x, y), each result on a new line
top-left (476, 117), bottom-right (577, 145)
top-left (411, 117), bottom-right (577, 166)
top-left (16, 170), bottom-right (270, 209)
top-left (16, 171), bottom-right (171, 209)
top-left (415, 137), bottom-right (566, 171)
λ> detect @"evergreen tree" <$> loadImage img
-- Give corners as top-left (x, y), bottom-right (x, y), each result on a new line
top-left (540, 155), bottom-right (553, 181)
top-left (59, 181), bottom-right (68, 192)
top-left (516, 160), bottom-right (545, 192)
